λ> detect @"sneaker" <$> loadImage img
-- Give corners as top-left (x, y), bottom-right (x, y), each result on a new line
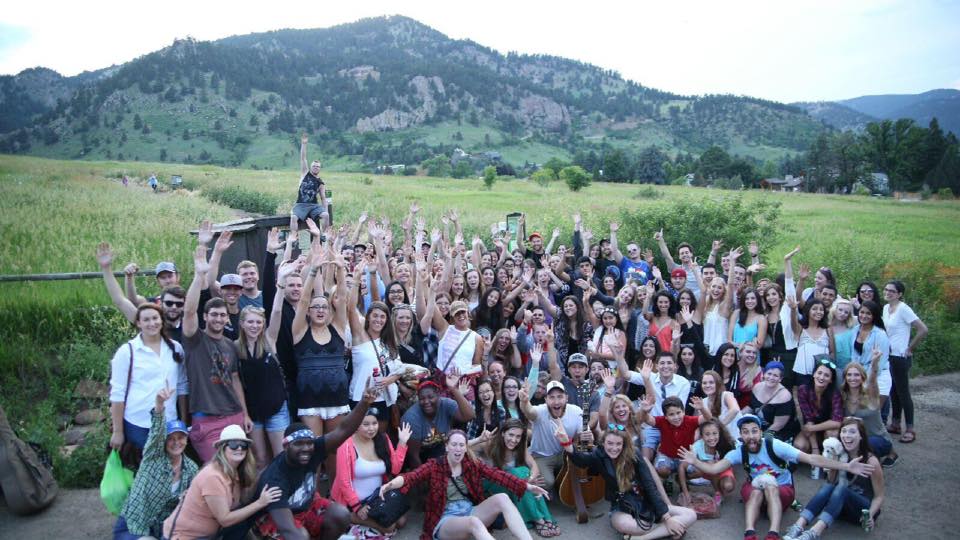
top-left (764, 532), bottom-right (782, 540)
top-left (796, 530), bottom-right (820, 540)
top-left (810, 466), bottom-right (821, 480)
top-left (881, 454), bottom-right (899, 468)
top-left (783, 523), bottom-right (804, 540)
top-left (744, 531), bottom-right (759, 540)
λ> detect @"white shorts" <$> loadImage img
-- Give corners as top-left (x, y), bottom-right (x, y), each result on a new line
top-left (297, 405), bottom-right (350, 420)
top-left (877, 369), bottom-right (892, 396)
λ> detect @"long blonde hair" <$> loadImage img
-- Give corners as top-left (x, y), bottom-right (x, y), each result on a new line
top-left (604, 430), bottom-right (636, 493)
top-left (702, 276), bottom-right (727, 313)
top-left (829, 298), bottom-right (855, 329)
top-left (210, 441), bottom-right (258, 490)
top-left (607, 394), bottom-right (641, 435)
top-left (236, 306), bottom-right (267, 361)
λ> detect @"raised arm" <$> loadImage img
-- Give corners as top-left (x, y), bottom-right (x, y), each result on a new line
top-left (544, 228), bottom-right (560, 256)
top-left (266, 261), bottom-right (295, 351)
top-left (706, 239), bottom-right (723, 265)
top-left (300, 134), bottom-right (309, 177)
top-left (291, 247), bottom-right (322, 340)
top-left (655, 228), bottom-right (678, 269)
top-left (518, 384), bottom-right (539, 423)
top-left (97, 242), bottom-right (137, 323)
top-left (609, 221), bottom-right (624, 263)
top-left (182, 244), bottom-right (210, 338)
top-left (368, 222), bottom-right (392, 282)
top-left (207, 227), bottom-right (234, 298)
top-left (447, 371), bottom-right (476, 423)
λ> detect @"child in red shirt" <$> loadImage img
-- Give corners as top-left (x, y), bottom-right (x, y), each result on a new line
top-left (638, 394), bottom-right (712, 482)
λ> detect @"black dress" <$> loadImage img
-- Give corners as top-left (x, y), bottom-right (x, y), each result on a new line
top-left (568, 447), bottom-right (670, 526)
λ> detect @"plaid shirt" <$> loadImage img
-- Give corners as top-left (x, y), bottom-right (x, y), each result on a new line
top-left (120, 410), bottom-right (198, 536)
top-left (401, 457), bottom-right (526, 540)
top-left (797, 384), bottom-right (844, 424)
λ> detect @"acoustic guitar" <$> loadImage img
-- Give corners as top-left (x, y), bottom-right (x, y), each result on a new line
top-left (556, 380), bottom-right (606, 523)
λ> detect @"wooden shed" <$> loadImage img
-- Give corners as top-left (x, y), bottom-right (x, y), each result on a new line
top-left (190, 215), bottom-right (294, 275)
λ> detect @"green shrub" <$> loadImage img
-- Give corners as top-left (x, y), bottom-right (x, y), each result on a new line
top-left (360, 176), bottom-right (373, 186)
top-left (938, 187), bottom-right (954, 200)
top-left (530, 168), bottom-right (556, 187)
top-left (202, 184), bottom-right (281, 215)
top-left (921, 186), bottom-right (933, 200)
top-left (633, 186), bottom-right (664, 199)
top-left (714, 175), bottom-right (744, 190)
top-left (616, 196), bottom-right (783, 266)
top-left (560, 165), bottom-right (591, 192)
top-left (852, 183), bottom-right (871, 196)
top-left (482, 166), bottom-right (497, 190)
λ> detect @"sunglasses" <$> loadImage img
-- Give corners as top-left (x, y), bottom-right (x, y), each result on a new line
top-left (607, 423), bottom-right (626, 432)
top-left (164, 300), bottom-right (185, 308)
top-left (818, 358), bottom-right (837, 370)
top-left (225, 441), bottom-right (249, 451)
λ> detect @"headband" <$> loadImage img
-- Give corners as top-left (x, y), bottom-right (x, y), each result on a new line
top-left (282, 429), bottom-right (315, 447)
top-left (418, 381), bottom-right (442, 393)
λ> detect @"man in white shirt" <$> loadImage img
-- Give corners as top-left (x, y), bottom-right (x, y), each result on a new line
top-left (620, 351), bottom-right (691, 460)
top-left (520, 381), bottom-right (592, 492)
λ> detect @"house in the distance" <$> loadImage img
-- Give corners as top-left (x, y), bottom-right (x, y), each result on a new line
top-left (760, 174), bottom-right (805, 192)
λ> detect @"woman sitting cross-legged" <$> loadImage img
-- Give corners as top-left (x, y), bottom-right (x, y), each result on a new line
top-left (782, 417), bottom-right (885, 540)
top-left (331, 410), bottom-right (411, 536)
top-left (553, 421), bottom-right (697, 539)
top-left (378, 429), bottom-right (549, 540)
top-left (485, 418), bottom-right (560, 537)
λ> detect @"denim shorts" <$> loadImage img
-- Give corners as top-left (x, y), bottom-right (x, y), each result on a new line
top-left (253, 402), bottom-right (290, 433)
top-left (642, 425), bottom-right (661, 449)
top-left (434, 500), bottom-right (474, 539)
top-left (655, 453), bottom-right (680, 472)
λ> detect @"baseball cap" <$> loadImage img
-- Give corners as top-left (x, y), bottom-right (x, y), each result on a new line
top-left (528, 232), bottom-right (542, 241)
top-left (670, 268), bottom-right (687, 279)
top-left (568, 353), bottom-right (588, 366)
top-left (165, 420), bottom-right (188, 437)
top-left (155, 262), bottom-right (177, 275)
top-left (605, 266), bottom-right (621, 281)
top-left (215, 424), bottom-right (252, 446)
top-left (545, 381), bottom-right (566, 394)
top-left (450, 300), bottom-right (469, 315)
top-left (737, 414), bottom-right (763, 429)
top-left (221, 273), bottom-right (243, 288)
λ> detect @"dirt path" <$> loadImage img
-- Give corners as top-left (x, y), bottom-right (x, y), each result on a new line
top-left (4, 373), bottom-right (958, 539)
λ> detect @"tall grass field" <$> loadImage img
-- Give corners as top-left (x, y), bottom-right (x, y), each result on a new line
top-left (1, 154), bottom-right (958, 485)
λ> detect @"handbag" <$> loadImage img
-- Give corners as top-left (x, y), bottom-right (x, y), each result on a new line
top-left (361, 488), bottom-right (410, 527)
top-left (114, 342), bottom-right (143, 470)
top-left (615, 491), bottom-right (655, 529)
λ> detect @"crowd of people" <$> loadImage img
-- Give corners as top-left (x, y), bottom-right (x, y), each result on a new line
top-left (94, 143), bottom-right (926, 540)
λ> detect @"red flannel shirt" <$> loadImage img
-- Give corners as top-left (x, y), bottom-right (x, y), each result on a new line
top-left (401, 457), bottom-right (527, 540)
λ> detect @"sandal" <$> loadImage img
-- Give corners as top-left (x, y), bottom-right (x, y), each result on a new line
top-left (547, 521), bottom-right (561, 537)
top-left (534, 522), bottom-right (552, 538)
top-left (886, 424), bottom-right (902, 435)
top-left (900, 430), bottom-right (916, 443)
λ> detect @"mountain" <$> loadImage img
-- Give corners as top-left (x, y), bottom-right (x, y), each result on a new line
top-left (0, 16), bottom-right (829, 169)
top-left (795, 89), bottom-right (960, 136)
top-left (790, 101), bottom-right (877, 132)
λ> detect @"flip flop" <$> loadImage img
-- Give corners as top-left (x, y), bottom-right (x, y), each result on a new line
top-left (886, 424), bottom-right (902, 435)
top-left (900, 430), bottom-right (916, 443)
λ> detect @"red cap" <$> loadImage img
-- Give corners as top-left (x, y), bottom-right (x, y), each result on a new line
top-left (671, 268), bottom-right (687, 279)
top-left (528, 232), bottom-right (542, 241)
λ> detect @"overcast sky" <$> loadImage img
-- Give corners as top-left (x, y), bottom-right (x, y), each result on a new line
top-left (2, 0), bottom-right (958, 103)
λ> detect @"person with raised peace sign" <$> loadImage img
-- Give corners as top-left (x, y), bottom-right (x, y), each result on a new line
top-left (401, 368), bottom-right (476, 469)
top-left (115, 384), bottom-right (198, 539)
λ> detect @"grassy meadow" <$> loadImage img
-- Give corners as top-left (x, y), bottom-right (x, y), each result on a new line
top-left (1, 153), bottom-right (958, 485)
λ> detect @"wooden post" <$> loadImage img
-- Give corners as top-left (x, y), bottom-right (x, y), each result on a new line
top-left (0, 270), bottom-right (156, 283)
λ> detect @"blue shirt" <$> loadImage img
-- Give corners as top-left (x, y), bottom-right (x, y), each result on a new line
top-left (724, 438), bottom-right (801, 486)
top-left (618, 258), bottom-right (652, 285)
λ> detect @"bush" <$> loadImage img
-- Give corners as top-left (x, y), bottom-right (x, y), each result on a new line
top-left (560, 165), bottom-right (591, 192)
top-left (714, 175), bottom-right (744, 190)
top-left (938, 187), bottom-right (954, 200)
top-left (670, 176), bottom-right (688, 186)
top-left (202, 184), bottom-right (281, 215)
top-left (615, 196), bottom-right (782, 267)
top-left (402, 166), bottom-right (417, 176)
top-left (633, 186), bottom-right (663, 199)
top-left (360, 176), bottom-right (373, 186)
top-left (482, 166), bottom-right (497, 190)
top-left (530, 168), bottom-right (555, 188)
top-left (921, 185), bottom-right (933, 200)
top-left (852, 183), bottom-right (871, 196)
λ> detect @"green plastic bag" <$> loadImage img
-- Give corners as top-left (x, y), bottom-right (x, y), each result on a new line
top-left (100, 450), bottom-right (134, 515)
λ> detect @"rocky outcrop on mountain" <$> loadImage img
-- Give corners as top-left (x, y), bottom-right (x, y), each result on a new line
top-left (518, 95), bottom-right (569, 131)
top-left (356, 75), bottom-right (446, 132)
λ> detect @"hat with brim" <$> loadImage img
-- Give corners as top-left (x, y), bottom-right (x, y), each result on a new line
top-left (155, 262), bottom-right (178, 275)
top-left (450, 300), bottom-right (469, 315)
top-left (165, 420), bottom-right (188, 437)
top-left (568, 353), bottom-right (588, 366)
top-left (737, 414), bottom-right (763, 430)
top-left (215, 424), bottom-right (252, 446)
top-left (545, 381), bottom-right (566, 394)
top-left (220, 274), bottom-right (243, 288)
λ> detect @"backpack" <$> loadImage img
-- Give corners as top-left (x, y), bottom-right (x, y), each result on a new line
top-left (0, 404), bottom-right (59, 515)
top-left (740, 432), bottom-right (790, 477)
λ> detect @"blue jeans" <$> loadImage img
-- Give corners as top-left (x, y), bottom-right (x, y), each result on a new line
top-left (868, 435), bottom-right (892, 458)
top-left (800, 484), bottom-right (872, 527)
top-left (123, 420), bottom-right (150, 450)
top-left (112, 516), bottom-right (141, 540)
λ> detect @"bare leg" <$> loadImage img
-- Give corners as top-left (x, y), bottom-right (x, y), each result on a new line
top-left (323, 414), bottom-right (345, 485)
top-left (744, 487), bottom-right (764, 532)
top-left (793, 432), bottom-right (811, 453)
top-left (436, 515), bottom-right (494, 540)
top-left (302, 415), bottom-right (324, 437)
top-left (764, 484), bottom-right (783, 533)
top-left (319, 503), bottom-right (352, 540)
top-left (267, 430), bottom-right (285, 458)
top-left (472, 493), bottom-right (532, 540)
top-left (251, 427), bottom-right (270, 471)
top-left (612, 506), bottom-right (697, 539)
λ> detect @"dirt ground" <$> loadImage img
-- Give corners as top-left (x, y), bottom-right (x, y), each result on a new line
top-left (3, 372), bottom-right (958, 540)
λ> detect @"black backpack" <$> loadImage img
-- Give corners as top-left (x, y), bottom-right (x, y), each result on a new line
top-left (740, 432), bottom-right (790, 477)
top-left (0, 404), bottom-right (58, 515)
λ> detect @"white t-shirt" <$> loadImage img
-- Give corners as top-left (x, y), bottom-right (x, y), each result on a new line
top-left (529, 403), bottom-right (583, 457)
top-left (883, 302), bottom-right (919, 357)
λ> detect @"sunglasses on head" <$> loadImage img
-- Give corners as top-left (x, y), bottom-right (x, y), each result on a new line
top-left (225, 440), bottom-right (249, 451)
top-left (607, 423), bottom-right (626, 432)
top-left (164, 300), bottom-right (185, 308)
top-left (818, 358), bottom-right (837, 370)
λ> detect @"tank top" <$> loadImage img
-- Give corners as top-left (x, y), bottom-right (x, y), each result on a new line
top-left (353, 455), bottom-right (387, 501)
top-left (439, 326), bottom-right (477, 374)
top-left (238, 349), bottom-right (286, 424)
top-left (732, 319), bottom-right (759, 346)
top-left (794, 328), bottom-right (830, 375)
top-left (851, 405), bottom-right (891, 443)
top-left (648, 320), bottom-right (673, 352)
top-left (293, 326), bottom-right (349, 408)
top-left (703, 305), bottom-right (727, 356)
top-left (845, 467), bottom-right (875, 499)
